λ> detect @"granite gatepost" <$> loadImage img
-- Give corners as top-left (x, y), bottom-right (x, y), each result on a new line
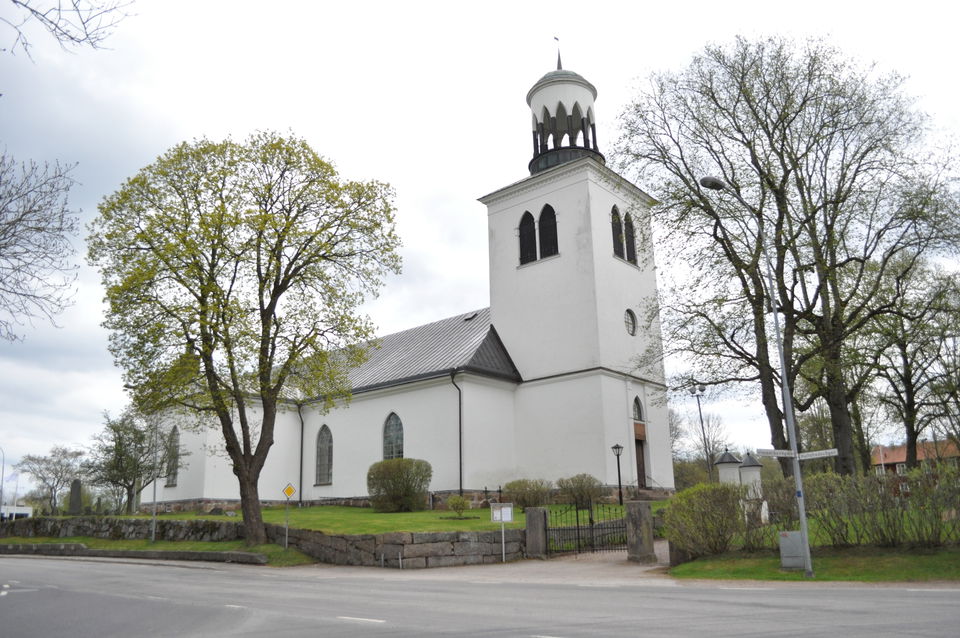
top-left (625, 501), bottom-right (657, 564)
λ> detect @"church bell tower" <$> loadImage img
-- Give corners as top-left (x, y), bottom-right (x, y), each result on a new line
top-left (479, 58), bottom-right (674, 491)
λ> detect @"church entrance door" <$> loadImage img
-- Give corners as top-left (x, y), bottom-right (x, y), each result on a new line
top-left (635, 440), bottom-right (646, 488)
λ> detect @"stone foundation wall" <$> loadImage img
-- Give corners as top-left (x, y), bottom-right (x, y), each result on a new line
top-left (0, 516), bottom-right (525, 568)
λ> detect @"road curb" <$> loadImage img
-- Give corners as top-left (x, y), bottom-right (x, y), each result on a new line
top-left (0, 543), bottom-right (267, 564)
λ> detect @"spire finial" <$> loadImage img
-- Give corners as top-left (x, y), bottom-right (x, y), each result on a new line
top-left (554, 36), bottom-right (562, 70)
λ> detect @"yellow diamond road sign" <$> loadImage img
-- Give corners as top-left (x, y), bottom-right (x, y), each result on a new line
top-left (283, 483), bottom-right (296, 499)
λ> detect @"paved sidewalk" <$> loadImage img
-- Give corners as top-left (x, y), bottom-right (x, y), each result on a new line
top-left (295, 540), bottom-right (676, 588)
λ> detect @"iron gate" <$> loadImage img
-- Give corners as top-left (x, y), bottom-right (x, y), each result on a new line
top-left (547, 502), bottom-right (627, 554)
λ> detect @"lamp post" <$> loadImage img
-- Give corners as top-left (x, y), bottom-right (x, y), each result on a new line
top-left (689, 384), bottom-right (712, 481)
top-left (0, 445), bottom-right (5, 521)
top-left (611, 444), bottom-right (624, 505)
top-left (699, 175), bottom-right (814, 578)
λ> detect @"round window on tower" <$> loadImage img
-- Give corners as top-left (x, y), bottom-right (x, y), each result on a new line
top-left (624, 309), bottom-right (637, 336)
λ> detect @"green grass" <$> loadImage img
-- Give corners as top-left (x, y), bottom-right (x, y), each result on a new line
top-left (137, 504), bottom-right (527, 534)
top-left (0, 535), bottom-right (315, 567)
top-left (670, 546), bottom-right (960, 582)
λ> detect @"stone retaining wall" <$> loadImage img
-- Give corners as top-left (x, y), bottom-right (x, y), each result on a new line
top-left (0, 516), bottom-right (525, 569)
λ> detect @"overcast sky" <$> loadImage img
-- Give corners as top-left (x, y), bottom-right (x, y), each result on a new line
top-left (1, 0), bottom-right (958, 490)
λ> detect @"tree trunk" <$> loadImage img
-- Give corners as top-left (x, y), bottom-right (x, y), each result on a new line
top-left (849, 399), bottom-right (873, 475)
top-left (125, 485), bottom-right (136, 515)
top-left (753, 297), bottom-right (793, 477)
top-left (823, 362), bottom-right (856, 475)
top-left (238, 473), bottom-right (266, 545)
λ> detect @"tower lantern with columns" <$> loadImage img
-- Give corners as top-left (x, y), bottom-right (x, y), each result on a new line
top-left (526, 54), bottom-right (605, 175)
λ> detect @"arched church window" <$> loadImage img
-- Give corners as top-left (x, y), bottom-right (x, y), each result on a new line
top-left (519, 212), bottom-right (537, 264)
top-left (633, 397), bottom-right (644, 422)
top-left (165, 426), bottom-right (180, 487)
top-left (611, 207), bottom-right (625, 258)
top-left (539, 205), bottom-right (558, 258)
top-left (624, 309), bottom-right (637, 336)
top-left (316, 425), bottom-right (332, 485)
top-left (383, 413), bottom-right (404, 460)
top-left (624, 214), bottom-right (637, 265)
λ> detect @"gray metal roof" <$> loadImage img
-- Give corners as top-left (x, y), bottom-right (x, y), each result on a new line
top-left (714, 449), bottom-right (742, 466)
top-left (740, 452), bottom-right (763, 468)
top-left (348, 308), bottom-right (521, 393)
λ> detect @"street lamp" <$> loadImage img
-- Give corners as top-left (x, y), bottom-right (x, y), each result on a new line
top-left (688, 384), bottom-right (712, 481)
top-left (0, 445), bottom-right (5, 522)
top-left (611, 444), bottom-right (624, 505)
top-left (699, 175), bottom-right (815, 578)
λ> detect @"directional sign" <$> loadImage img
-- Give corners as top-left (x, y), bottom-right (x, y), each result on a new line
top-left (756, 448), bottom-right (796, 458)
top-left (283, 483), bottom-right (296, 499)
top-left (798, 448), bottom-right (838, 461)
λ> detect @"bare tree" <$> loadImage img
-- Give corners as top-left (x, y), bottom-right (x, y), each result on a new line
top-left (0, 154), bottom-right (78, 340)
top-left (15, 445), bottom-right (84, 513)
top-left (617, 36), bottom-right (960, 475)
top-left (2, 0), bottom-right (130, 58)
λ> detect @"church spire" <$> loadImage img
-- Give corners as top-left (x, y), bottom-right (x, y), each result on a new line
top-left (526, 57), bottom-right (605, 175)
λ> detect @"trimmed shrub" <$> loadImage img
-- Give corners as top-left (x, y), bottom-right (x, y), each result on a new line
top-left (662, 482), bottom-right (745, 557)
top-left (556, 473), bottom-right (604, 508)
top-left (446, 494), bottom-right (469, 517)
top-left (903, 463), bottom-right (960, 547)
top-left (504, 478), bottom-right (553, 509)
top-left (366, 458), bottom-right (432, 512)
top-left (805, 472), bottom-right (860, 547)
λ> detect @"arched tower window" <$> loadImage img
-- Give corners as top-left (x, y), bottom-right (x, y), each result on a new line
top-left (624, 214), bottom-right (637, 264)
top-left (316, 425), bottom-right (332, 485)
top-left (519, 212), bottom-right (537, 264)
top-left (633, 397), bottom-right (644, 422)
top-left (165, 426), bottom-right (180, 487)
top-left (383, 413), bottom-right (403, 460)
top-left (538, 205), bottom-right (558, 258)
top-left (611, 207), bottom-right (625, 258)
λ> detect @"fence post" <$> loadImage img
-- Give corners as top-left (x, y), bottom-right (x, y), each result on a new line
top-left (524, 507), bottom-right (548, 558)
top-left (625, 501), bottom-right (657, 564)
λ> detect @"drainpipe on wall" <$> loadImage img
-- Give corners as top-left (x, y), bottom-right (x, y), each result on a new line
top-left (450, 370), bottom-right (463, 495)
top-left (296, 402), bottom-right (305, 506)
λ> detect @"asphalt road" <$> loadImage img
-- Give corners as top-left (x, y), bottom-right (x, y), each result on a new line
top-left (1, 554), bottom-right (957, 637)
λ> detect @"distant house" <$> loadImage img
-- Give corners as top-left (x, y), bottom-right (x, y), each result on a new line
top-left (871, 440), bottom-right (960, 475)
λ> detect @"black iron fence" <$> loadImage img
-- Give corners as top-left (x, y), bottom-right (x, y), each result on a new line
top-left (547, 502), bottom-right (627, 554)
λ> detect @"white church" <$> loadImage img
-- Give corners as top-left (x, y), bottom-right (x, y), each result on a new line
top-left (148, 60), bottom-right (675, 508)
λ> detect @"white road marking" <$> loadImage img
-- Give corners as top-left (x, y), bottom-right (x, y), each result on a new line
top-left (2, 584), bottom-right (9, 588)
top-left (0, 591), bottom-right (6, 597)
top-left (337, 616), bottom-right (386, 624)
top-left (224, 604), bottom-right (245, 609)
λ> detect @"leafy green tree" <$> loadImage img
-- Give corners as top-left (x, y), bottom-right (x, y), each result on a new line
top-left (15, 445), bottom-right (84, 513)
top-left (618, 36), bottom-right (959, 475)
top-left (872, 266), bottom-right (960, 467)
top-left (84, 406), bottom-right (181, 514)
top-left (88, 132), bottom-right (401, 544)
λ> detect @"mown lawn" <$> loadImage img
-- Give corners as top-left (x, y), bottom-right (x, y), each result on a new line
top-left (0, 535), bottom-right (315, 567)
top-left (132, 504), bottom-right (528, 534)
top-left (670, 546), bottom-right (960, 582)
